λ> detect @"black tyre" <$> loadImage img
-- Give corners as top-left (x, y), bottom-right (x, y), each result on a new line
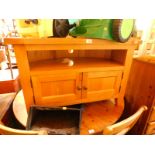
top-left (112, 19), bottom-right (135, 43)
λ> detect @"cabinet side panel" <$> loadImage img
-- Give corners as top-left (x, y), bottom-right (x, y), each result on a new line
top-left (27, 50), bottom-right (55, 63)
top-left (14, 45), bottom-right (34, 112)
top-left (117, 48), bottom-right (134, 103)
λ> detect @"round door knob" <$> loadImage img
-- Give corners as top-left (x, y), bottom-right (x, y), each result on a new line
top-left (77, 86), bottom-right (82, 90)
top-left (83, 86), bottom-right (88, 90)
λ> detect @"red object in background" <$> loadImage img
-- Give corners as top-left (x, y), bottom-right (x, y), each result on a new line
top-left (0, 49), bottom-right (6, 63)
top-left (0, 69), bottom-right (21, 94)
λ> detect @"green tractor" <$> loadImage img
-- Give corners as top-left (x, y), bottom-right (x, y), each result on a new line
top-left (68, 19), bottom-right (135, 43)
top-left (16, 19), bottom-right (135, 43)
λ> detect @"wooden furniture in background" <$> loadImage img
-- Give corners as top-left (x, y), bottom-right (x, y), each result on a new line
top-left (125, 56), bottom-right (155, 134)
top-left (4, 38), bottom-right (138, 112)
top-left (103, 105), bottom-right (147, 135)
top-left (0, 69), bottom-right (20, 94)
top-left (13, 90), bottom-right (124, 135)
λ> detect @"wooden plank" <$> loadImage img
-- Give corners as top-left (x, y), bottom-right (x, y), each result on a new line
top-left (4, 37), bottom-right (138, 45)
top-left (4, 38), bottom-right (138, 50)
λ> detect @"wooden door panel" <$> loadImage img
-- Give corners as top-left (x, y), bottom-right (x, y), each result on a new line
top-left (82, 71), bottom-right (122, 102)
top-left (88, 77), bottom-right (116, 90)
top-left (40, 80), bottom-right (75, 96)
top-left (31, 72), bottom-right (82, 106)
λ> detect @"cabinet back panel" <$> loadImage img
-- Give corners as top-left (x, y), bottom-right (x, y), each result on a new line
top-left (111, 50), bottom-right (127, 65)
top-left (27, 50), bottom-right (55, 62)
top-left (27, 50), bottom-right (112, 63)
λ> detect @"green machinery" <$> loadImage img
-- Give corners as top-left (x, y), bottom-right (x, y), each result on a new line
top-left (16, 19), bottom-right (135, 43)
top-left (69, 19), bottom-right (135, 43)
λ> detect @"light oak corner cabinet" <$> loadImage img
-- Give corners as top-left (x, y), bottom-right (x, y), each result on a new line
top-left (4, 38), bottom-right (138, 112)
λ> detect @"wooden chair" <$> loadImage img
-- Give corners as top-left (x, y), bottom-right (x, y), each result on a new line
top-left (0, 122), bottom-right (48, 135)
top-left (103, 105), bottom-right (148, 135)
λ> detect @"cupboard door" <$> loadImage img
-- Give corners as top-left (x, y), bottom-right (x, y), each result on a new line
top-left (31, 72), bottom-right (82, 106)
top-left (149, 107), bottom-right (155, 122)
top-left (82, 71), bottom-right (122, 102)
top-left (145, 122), bottom-right (155, 134)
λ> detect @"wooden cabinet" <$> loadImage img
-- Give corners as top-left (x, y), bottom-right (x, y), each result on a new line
top-left (0, 69), bottom-right (20, 94)
top-left (31, 70), bottom-right (122, 106)
top-left (4, 38), bottom-right (137, 112)
top-left (125, 56), bottom-right (155, 134)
